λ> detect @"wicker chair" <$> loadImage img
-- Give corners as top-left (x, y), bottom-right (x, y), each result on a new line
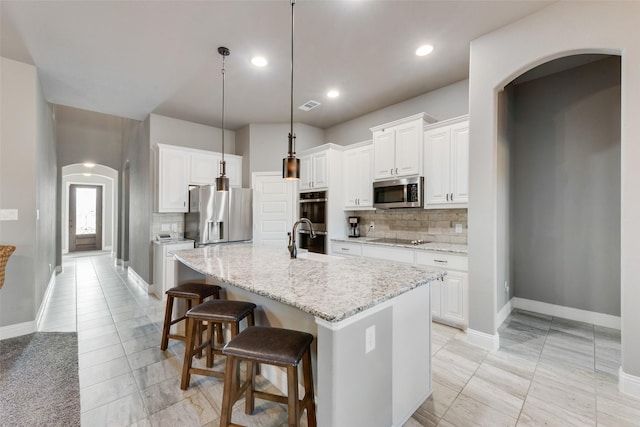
top-left (0, 245), bottom-right (16, 289)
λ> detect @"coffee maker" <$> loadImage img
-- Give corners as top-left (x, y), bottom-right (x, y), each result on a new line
top-left (348, 216), bottom-right (360, 238)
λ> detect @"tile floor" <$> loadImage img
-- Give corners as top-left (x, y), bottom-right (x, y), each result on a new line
top-left (38, 253), bottom-right (640, 426)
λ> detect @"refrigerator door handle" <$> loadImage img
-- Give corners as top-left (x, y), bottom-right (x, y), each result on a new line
top-left (217, 221), bottom-right (224, 240)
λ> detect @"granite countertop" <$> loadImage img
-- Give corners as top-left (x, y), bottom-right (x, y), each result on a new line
top-left (331, 236), bottom-right (468, 255)
top-left (152, 238), bottom-right (195, 246)
top-left (172, 242), bottom-right (443, 323)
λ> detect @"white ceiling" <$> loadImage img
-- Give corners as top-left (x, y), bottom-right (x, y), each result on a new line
top-left (1, 0), bottom-right (553, 130)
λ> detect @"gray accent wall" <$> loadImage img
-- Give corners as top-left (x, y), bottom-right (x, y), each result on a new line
top-left (509, 56), bottom-right (621, 316)
top-left (0, 57), bottom-right (56, 330)
top-left (324, 79), bottom-right (469, 146)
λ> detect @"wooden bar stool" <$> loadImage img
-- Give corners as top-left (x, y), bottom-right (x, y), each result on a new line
top-left (160, 282), bottom-right (221, 352)
top-left (180, 299), bottom-right (257, 390)
top-left (220, 326), bottom-right (316, 427)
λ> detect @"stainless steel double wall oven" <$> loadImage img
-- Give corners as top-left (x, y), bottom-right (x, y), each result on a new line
top-left (298, 191), bottom-right (327, 254)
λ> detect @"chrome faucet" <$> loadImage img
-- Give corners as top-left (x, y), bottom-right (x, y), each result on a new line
top-left (288, 218), bottom-right (316, 259)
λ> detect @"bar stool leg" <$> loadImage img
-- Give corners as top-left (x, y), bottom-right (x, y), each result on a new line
top-left (220, 355), bottom-right (239, 427)
top-left (287, 365), bottom-right (300, 427)
top-left (302, 350), bottom-right (317, 427)
top-left (180, 316), bottom-right (197, 390)
top-left (206, 321), bottom-right (214, 368)
top-left (160, 295), bottom-right (174, 350)
top-left (244, 360), bottom-right (256, 415)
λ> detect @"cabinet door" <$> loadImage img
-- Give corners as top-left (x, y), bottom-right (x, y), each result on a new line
top-left (373, 129), bottom-right (395, 179)
top-left (357, 146), bottom-right (374, 207)
top-left (394, 121), bottom-right (422, 177)
top-left (441, 270), bottom-right (467, 327)
top-left (343, 149), bottom-right (360, 208)
top-left (424, 128), bottom-right (450, 205)
top-left (190, 152), bottom-right (220, 185)
top-left (225, 154), bottom-right (243, 187)
top-left (311, 151), bottom-right (329, 189)
top-left (449, 122), bottom-right (469, 204)
top-left (158, 148), bottom-right (189, 212)
top-left (299, 155), bottom-right (312, 190)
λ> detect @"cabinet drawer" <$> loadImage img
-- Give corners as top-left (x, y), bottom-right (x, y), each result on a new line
top-left (332, 241), bottom-right (362, 257)
top-left (416, 251), bottom-right (467, 271)
top-left (362, 245), bottom-right (415, 264)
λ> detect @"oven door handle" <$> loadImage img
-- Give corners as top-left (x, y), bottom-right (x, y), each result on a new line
top-left (299, 198), bottom-right (328, 203)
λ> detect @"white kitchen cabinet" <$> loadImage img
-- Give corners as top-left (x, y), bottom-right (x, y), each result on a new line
top-left (153, 240), bottom-right (195, 300)
top-left (371, 113), bottom-right (436, 180)
top-left (424, 116), bottom-right (469, 208)
top-left (332, 240), bottom-right (363, 257)
top-left (343, 142), bottom-right (373, 209)
top-left (416, 250), bottom-right (468, 329)
top-left (362, 244), bottom-right (415, 264)
top-left (190, 151), bottom-right (242, 187)
top-left (157, 145), bottom-right (189, 212)
top-left (300, 151), bottom-right (328, 190)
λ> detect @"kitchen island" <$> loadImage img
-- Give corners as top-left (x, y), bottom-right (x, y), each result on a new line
top-left (173, 242), bottom-right (443, 427)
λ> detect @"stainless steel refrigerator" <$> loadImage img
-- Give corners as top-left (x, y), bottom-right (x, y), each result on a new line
top-left (184, 185), bottom-right (253, 246)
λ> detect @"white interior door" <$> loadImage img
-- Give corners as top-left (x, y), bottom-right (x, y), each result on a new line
top-left (252, 172), bottom-right (296, 248)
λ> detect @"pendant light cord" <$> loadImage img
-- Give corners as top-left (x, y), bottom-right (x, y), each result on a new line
top-left (221, 53), bottom-right (226, 164)
top-left (288, 0), bottom-right (296, 156)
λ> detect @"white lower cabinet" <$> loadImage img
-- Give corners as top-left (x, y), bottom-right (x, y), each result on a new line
top-left (332, 241), bottom-right (363, 257)
top-left (361, 245), bottom-right (415, 264)
top-left (153, 240), bottom-right (195, 300)
top-left (415, 251), bottom-right (468, 329)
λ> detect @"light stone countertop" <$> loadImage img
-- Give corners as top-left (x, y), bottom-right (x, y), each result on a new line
top-left (172, 242), bottom-right (443, 323)
top-left (331, 237), bottom-right (468, 255)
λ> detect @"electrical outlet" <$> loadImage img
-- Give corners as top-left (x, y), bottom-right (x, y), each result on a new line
top-left (504, 280), bottom-right (509, 293)
top-left (0, 209), bottom-right (18, 221)
top-left (455, 223), bottom-right (463, 233)
top-left (171, 223), bottom-right (178, 232)
top-left (161, 223), bottom-right (170, 231)
top-left (365, 325), bottom-right (376, 353)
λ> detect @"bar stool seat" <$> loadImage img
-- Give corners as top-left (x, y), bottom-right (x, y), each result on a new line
top-left (160, 281), bottom-right (221, 351)
top-left (180, 300), bottom-right (256, 390)
top-left (220, 326), bottom-right (317, 427)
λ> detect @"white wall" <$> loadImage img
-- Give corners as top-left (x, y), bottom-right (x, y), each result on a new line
top-left (324, 79), bottom-right (469, 146)
top-left (0, 57), bottom-right (56, 334)
top-left (149, 113), bottom-right (235, 154)
top-left (467, 1), bottom-right (640, 386)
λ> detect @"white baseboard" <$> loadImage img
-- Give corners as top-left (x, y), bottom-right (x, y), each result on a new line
top-left (496, 299), bottom-right (513, 329)
top-left (619, 367), bottom-right (640, 399)
top-left (466, 328), bottom-right (500, 352)
top-left (35, 270), bottom-right (57, 331)
top-left (512, 297), bottom-right (621, 330)
top-left (128, 267), bottom-right (150, 293)
top-left (0, 321), bottom-right (35, 340)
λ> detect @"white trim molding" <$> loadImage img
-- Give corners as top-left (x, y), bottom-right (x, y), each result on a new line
top-left (0, 321), bottom-right (35, 340)
top-left (128, 267), bottom-right (151, 293)
top-left (496, 299), bottom-right (513, 329)
top-left (466, 328), bottom-right (500, 352)
top-left (512, 297), bottom-right (621, 330)
top-left (619, 367), bottom-right (640, 399)
top-left (35, 270), bottom-right (57, 331)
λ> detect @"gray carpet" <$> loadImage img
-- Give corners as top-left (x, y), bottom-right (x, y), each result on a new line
top-left (0, 332), bottom-right (80, 427)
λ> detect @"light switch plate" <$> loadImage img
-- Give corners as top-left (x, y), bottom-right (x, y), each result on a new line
top-left (365, 325), bottom-right (376, 354)
top-left (0, 209), bottom-right (18, 221)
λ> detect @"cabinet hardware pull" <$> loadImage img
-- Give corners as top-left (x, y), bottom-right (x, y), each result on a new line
top-left (446, 194), bottom-right (449, 201)
top-left (434, 259), bottom-right (448, 264)
top-left (341, 248), bottom-right (349, 251)
top-left (395, 168), bottom-right (398, 175)
top-left (450, 193), bottom-right (454, 201)
top-left (390, 168), bottom-right (393, 175)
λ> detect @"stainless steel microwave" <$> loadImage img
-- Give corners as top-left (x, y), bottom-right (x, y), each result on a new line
top-left (373, 177), bottom-right (424, 209)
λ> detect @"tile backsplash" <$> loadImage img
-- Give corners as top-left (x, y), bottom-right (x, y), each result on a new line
top-left (152, 213), bottom-right (185, 239)
top-left (349, 208), bottom-right (467, 244)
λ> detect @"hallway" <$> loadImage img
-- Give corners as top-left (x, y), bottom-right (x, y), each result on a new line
top-left (38, 254), bottom-right (640, 426)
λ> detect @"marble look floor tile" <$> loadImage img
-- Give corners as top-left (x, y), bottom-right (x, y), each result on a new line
top-left (123, 331), bottom-right (163, 355)
top-left (77, 314), bottom-right (114, 331)
top-left (597, 393), bottom-right (640, 427)
top-left (147, 389), bottom-right (217, 427)
top-left (79, 342), bottom-right (125, 369)
top-left (534, 358), bottom-right (596, 395)
top-left (432, 348), bottom-right (480, 392)
top-left (517, 394), bottom-right (596, 427)
top-left (128, 345), bottom-right (174, 371)
top-left (140, 376), bottom-right (200, 415)
top-left (118, 323), bottom-right (160, 342)
top-left (133, 356), bottom-right (183, 390)
top-left (79, 356), bottom-right (131, 389)
top-left (77, 308), bottom-right (112, 322)
top-left (80, 372), bottom-right (139, 412)
top-left (78, 330), bottom-right (121, 354)
top-left (549, 317), bottom-right (594, 340)
top-left (526, 375), bottom-right (596, 422)
top-left (403, 416), bottom-right (434, 427)
top-left (444, 335), bottom-right (490, 364)
top-left (504, 310), bottom-right (552, 332)
top-left (80, 392), bottom-right (147, 427)
top-left (411, 380), bottom-right (459, 423)
top-left (442, 393), bottom-right (517, 427)
top-left (483, 349), bottom-right (538, 380)
top-left (78, 323), bottom-right (118, 341)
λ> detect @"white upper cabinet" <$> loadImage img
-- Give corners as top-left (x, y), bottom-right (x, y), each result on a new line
top-left (343, 142), bottom-right (373, 209)
top-left (299, 150), bottom-right (329, 191)
top-left (371, 113), bottom-right (436, 180)
top-left (424, 115), bottom-right (469, 208)
top-left (157, 145), bottom-right (189, 213)
top-left (155, 144), bottom-right (243, 213)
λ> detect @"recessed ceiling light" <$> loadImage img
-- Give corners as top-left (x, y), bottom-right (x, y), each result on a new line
top-left (83, 173), bottom-right (92, 177)
top-left (83, 162), bottom-right (95, 168)
top-left (327, 90), bottom-right (340, 98)
top-left (415, 44), bottom-right (434, 57)
top-left (251, 56), bottom-right (268, 67)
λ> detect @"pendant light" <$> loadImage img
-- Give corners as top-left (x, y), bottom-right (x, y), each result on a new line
top-left (216, 46), bottom-right (230, 192)
top-left (282, 0), bottom-right (300, 180)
